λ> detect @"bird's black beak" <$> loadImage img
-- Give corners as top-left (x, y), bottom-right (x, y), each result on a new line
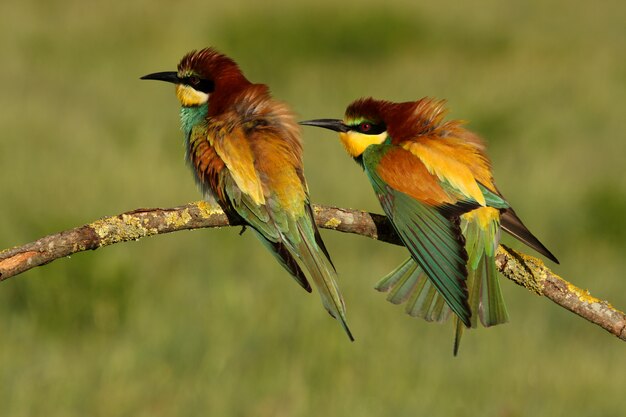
top-left (140, 71), bottom-right (180, 84)
top-left (299, 119), bottom-right (350, 133)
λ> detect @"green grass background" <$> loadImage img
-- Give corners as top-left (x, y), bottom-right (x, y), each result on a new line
top-left (1, 0), bottom-right (625, 415)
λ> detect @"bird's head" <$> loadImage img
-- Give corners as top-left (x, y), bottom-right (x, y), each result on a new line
top-left (301, 97), bottom-right (451, 157)
top-left (141, 47), bottom-right (248, 108)
top-left (300, 98), bottom-right (391, 158)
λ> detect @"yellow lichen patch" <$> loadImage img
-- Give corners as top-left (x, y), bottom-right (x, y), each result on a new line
top-left (323, 217), bottom-right (342, 229)
top-left (91, 214), bottom-right (158, 247)
top-left (498, 245), bottom-right (614, 309)
top-left (496, 246), bottom-right (545, 295)
top-left (195, 200), bottom-right (223, 218)
top-left (72, 242), bottom-right (87, 252)
top-left (566, 282), bottom-right (606, 305)
top-left (163, 209), bottom-right (192, 228)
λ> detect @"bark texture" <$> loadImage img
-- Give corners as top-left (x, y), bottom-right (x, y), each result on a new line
top-left (1, 201), bottom-right (624, 342)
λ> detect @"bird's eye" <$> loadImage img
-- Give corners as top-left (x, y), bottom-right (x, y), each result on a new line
top-left (359, 122), bottom-right (372, 132)
top-left (189, 76), bottom-right (200, 86)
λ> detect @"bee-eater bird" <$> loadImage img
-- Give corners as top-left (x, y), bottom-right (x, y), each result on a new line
top-left (141, 48), bottom-right (352, 340)
top-left (301, 97), bottom-right (558, 352)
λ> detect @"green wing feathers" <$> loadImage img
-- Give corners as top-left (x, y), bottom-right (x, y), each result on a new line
top-left (253, 230), bottom-right (311, 292)
top-left (363, 147), bottom-right (472, 326)
top-left (365, 146), bottom-right (510, 352)
top-left (226, 179), bottom-right (312, 290)
top-left (222, 173), bottom-right (351, 339)
top-left (375, 211), bottom-right (509, 353)
top-left (385, 191), bottom-right (471, 326)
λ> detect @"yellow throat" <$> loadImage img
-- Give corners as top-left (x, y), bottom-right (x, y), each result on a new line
top-left (339, 130), bottom-right (388, 157)
top-left (176, 84), bottom-right (209, 107)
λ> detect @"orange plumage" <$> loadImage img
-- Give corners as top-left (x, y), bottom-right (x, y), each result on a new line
top-left (301, 96), bottom-right (558, 352)
top-left (143, 48), bottom-right (352, 340)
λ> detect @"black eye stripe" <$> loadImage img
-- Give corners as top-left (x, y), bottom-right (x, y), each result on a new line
top-left (350, 121), bottom-right (386, 135)
top-left (181, 76), bottom-right (215, 94)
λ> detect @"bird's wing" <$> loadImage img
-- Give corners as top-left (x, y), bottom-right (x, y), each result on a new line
top-left (213, 122), bottom-right (351, 339)
top-left (400, 136), bottom-right (496, 207)
top-left (245, 124), bottom-right (350, 339)
top-left (211, 122), bottom-right (267, 207)
top-left (203, 124), bottom-right (311, 293)
top-left (500, 207), bottom-right (559, 263)
top-left (363, 144), bottom-right (477, 326)
top-left (216, 171), bottom-right (311, 292)
top-left (403, 133), bottom-right (558, 263)
top-left (375, 207), bottom-right (510, 354)
top-left (253, 230), bottom-right (312, 293)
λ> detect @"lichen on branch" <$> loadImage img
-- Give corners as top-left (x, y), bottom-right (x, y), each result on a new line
top-left (1, 201), bottom-right (624, 342)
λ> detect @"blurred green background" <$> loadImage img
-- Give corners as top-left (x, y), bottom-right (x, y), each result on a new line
top-left (1, 0), bottom-right (625, 415)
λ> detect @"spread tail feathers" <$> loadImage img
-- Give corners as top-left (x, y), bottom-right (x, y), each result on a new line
top-left (375, 257), bottom-right (452, 323)
top-left (376, 208), bottom-right (509, 354)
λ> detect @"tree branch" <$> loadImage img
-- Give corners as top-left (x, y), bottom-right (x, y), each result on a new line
top-left (1, 201), bottom-right (624, 342)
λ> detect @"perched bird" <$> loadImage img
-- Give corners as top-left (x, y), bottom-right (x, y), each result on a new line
top-left (301, 97), bottom-right (558, 352)
top-left (141, 48), bottom-right (352, 340)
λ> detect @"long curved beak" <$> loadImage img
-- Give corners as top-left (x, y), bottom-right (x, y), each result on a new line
top-left (299, 119), bottom-right (349, 133)
top-left (140, 71), bottom-right (180, 84)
